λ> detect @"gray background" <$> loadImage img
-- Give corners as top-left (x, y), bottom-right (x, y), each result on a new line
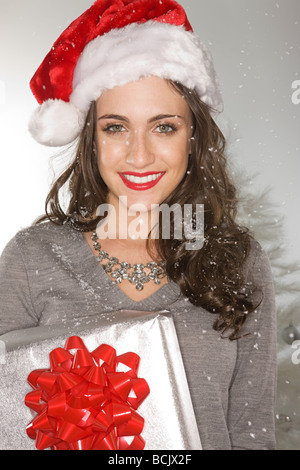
top-left (0, 0), bottom-right (299, 270)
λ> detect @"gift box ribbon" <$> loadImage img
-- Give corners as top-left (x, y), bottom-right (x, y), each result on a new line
top-left (24, 336), bottom-right (150, 450)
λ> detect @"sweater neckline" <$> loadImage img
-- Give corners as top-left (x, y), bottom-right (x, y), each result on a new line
top-left (66, 224), bottom-right (181, 309)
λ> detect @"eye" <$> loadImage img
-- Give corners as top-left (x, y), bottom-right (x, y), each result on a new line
top-left (103, 124), bottom-right (126, 133)
top-left (156, 123), bottom-right (177, 134)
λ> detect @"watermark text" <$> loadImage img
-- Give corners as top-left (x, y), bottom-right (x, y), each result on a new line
top-left (96, 197), bottom-right (204, 251)
top-left (291, 340), bottom-right (300, 365)
top-left (291, 80), bottom-right (300, 105)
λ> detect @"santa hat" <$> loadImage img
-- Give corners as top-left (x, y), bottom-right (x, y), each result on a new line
top-left (29, 0), bottom-right (223, 147)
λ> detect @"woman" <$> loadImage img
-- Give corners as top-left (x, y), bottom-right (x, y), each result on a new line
top-left (0, 0), bottom-right (277, 449)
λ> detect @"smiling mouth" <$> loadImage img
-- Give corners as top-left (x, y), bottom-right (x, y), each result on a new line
top-left (119, 171), bottom-right (165, 191)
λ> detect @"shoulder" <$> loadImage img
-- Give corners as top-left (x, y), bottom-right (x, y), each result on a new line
top-left (1, 221), bottom-right (80, 264)
top-left (14, 221), bottom-right (77, 247)
top-left (242, 237), bottom-right (276, 330)
top-left (244, 237), bottom-right (274, 287)
top-left (242, 237), bottom-right (276, 328)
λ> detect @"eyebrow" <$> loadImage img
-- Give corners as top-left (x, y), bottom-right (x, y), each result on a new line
top-left (97, 113), bottom-right (184, 123)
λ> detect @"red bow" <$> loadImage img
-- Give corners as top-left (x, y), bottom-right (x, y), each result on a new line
top-left (25, 336), bottom-right (150, 450)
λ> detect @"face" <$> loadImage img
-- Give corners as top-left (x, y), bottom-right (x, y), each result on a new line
top-left (95, 76), bottom-right (193, 213)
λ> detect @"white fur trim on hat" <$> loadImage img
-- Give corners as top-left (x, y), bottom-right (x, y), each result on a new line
top-left (29, 99), bottom-right (85, 147)
top-left (71, 22), bottom-right (222, 112)
top-left (29, 22), bottom-right (222, 147)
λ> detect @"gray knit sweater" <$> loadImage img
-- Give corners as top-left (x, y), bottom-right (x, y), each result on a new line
top-left (0, 221), bottom-right (277, 450)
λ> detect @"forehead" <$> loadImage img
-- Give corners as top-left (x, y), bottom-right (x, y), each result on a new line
top-left (96, 76), bottom-right (191, 118)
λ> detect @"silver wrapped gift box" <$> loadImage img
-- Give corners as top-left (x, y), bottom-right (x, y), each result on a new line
top-left (0, 311), bottom-right (202, 450)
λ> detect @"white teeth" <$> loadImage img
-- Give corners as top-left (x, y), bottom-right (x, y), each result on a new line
top-left (123, 173), bottom-right (163, 184)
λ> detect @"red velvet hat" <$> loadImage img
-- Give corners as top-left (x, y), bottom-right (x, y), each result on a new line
top-left (29, 0), bottom-right (222, 146)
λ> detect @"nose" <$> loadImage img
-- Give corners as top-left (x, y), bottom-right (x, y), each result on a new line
top-left (125, 130), bottom-right (155, 168)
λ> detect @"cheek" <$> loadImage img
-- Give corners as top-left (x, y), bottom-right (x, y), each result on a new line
top-left (97, 139), bottom-right (126, 163)
top-left (96, 140), bottom-right (127, 180)
top-left (157, 138), bottom-right (190, 171)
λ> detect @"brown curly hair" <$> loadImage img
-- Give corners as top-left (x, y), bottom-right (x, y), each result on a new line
top-left (36, 80), bottom-right (260, 340)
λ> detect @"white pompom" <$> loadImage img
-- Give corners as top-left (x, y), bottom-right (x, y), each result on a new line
top-left (28, 99), bottom-right (85, 147)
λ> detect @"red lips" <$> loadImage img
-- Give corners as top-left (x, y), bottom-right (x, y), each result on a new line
top-left (119, 172), bottom-right (165, 191)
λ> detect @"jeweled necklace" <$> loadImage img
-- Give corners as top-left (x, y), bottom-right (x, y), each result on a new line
top-left (91, 232), bottom-right (167, 291)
